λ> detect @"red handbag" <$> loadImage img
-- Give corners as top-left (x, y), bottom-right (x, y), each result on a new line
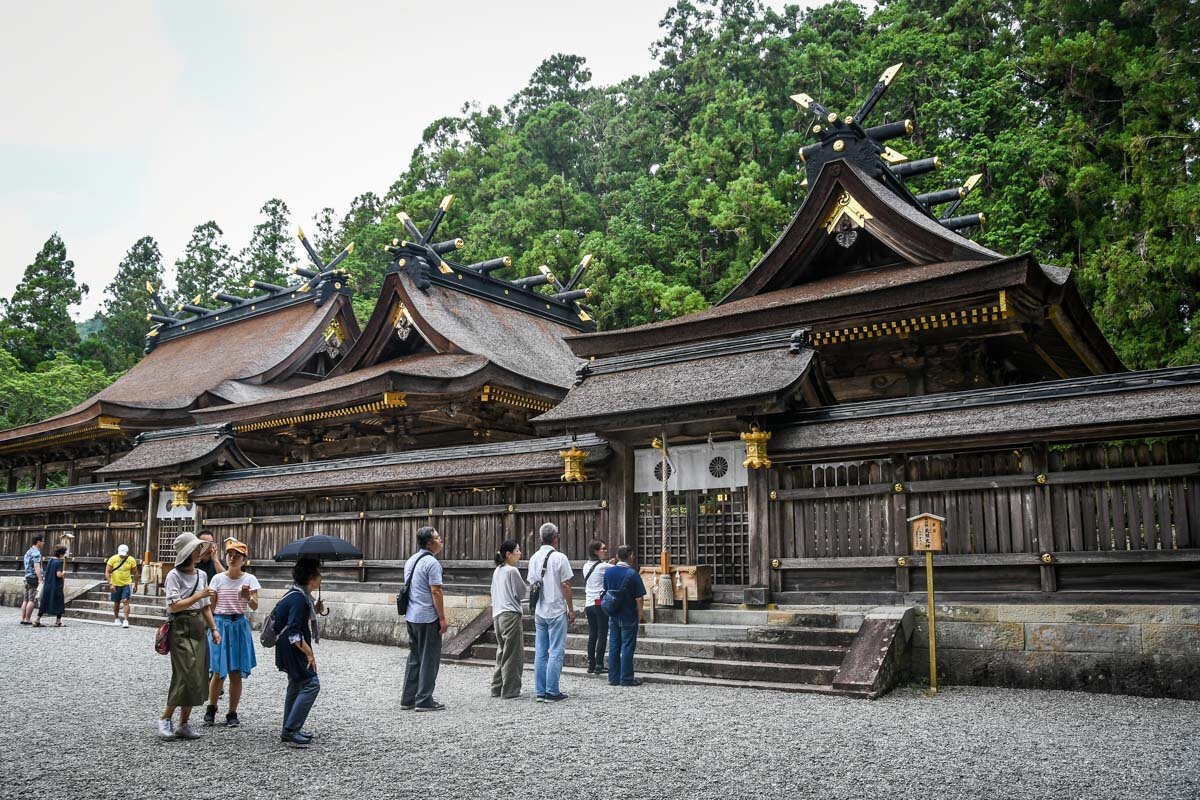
top-left (155, 621), bottom-right (170, 655)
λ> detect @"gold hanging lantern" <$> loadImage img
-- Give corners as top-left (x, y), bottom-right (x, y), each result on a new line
top-left (170, 481), bottom-right (193, 507)
top-left (107, 485), bottom-right (127, 511)
top-left (741, 425), bottom-right (772, 469)
top-left (560, 446), bottom-right (588, 482)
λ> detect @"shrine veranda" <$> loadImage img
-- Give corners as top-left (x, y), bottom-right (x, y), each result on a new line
top-left (3, 65), bottom-right (1199, 700)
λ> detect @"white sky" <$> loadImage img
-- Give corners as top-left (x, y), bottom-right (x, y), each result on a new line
top-left (0, 0), bottom-right (802, 319)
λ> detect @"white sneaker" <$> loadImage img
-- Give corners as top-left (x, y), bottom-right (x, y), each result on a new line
top-left (112, 618), bottom-right (122, 626)
top-left (174, 723), bottom-right (201, 740)
top-left (122, 619), bottom-right (130, 628)
top-left (157, 719), bottom-right (174, 739)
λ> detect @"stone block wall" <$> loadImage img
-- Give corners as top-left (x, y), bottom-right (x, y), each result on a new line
top-left (0, 576), bottom-right (98, 608)
top-left (910, 604), bottom-right (1200, 700)
top-left (249, 586), bottom-right (490, 648)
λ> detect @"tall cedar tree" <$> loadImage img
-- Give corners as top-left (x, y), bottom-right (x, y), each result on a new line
top-left (90, 236), bottom-right (165, 372)
top-left (173, 221), bottom-right (236, 305)
top-left (234, 199), bottom-right (297, 287)
top-left (0, 234), bottom-right (87, 369)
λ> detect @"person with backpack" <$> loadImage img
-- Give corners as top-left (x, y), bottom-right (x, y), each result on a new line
top-left (272, 557), bottom-right (323, 747)
top-left (489, 539), bottom-right (526, 699)
top-left (582, 540), bottom-right (615, 675)
top-left (202, 540), bottom-right (260, 728)
top-left (158, 532), bottom-right (221, 740)
top-left (602, 545), bottom-right (646, 687)
top-left (526, 522), bottom-right (574, 702)
top-left (400, 526), bottom-right (447, 712)
top-left (105, 544), bottom-right (139, 627)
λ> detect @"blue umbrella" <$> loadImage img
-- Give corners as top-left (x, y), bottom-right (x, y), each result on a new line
top-left (273, 534), bottom-right (363, 562)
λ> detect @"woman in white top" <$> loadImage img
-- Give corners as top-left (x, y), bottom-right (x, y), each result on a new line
top-left (203, 539), bottom-right (261, 728)
top-left (159, 532), bottom-right (220, 740)
top-left (583, 540), bottom-right (615, 674)
top-left (490, 539), bottom-right (527, 699)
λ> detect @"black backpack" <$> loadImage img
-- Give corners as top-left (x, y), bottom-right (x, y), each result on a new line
top-left (396, 551), bottom-right (433, 616)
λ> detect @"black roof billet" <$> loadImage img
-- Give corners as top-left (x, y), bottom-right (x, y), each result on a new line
top-left (577, 329), bottom-right (810, 383)
top-left (133, 423), bottom-right (233, 445)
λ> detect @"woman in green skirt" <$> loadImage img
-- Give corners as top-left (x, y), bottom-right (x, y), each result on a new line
top-left (158, 532), bottom-right (221, 740)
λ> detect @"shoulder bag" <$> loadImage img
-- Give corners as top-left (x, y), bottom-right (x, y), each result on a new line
top-left (396, 551), bottom-right (433, 616)
top-left (527, 548), bottom-right (555, 613)
top-left (601, 569), bottom-right (634, 618)
top-left (156, 574), bottom-right (200, 655)
top-left (260, 587), bottom-right (302, 647)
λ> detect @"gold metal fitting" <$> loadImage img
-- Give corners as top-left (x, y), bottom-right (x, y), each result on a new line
top-left (770, 559), bottom-right (782, 570)
top-left (812, 125), bottom-right (822, 135)
top-left (904, 119), bottom-right (914, 135)
top-left (832, 140), bottom-right (845, 152)
top-left (893, 483), bottom-right (904, 493)
top-left (769, 490), bottom-right (778, 501)
top-left (560, 445), bottom-right (589, 482)
top-left (1040, 552), bottom-right (1054, 564)
top-left (843, 115), bottom-right (854, 125)
top-left (741, 426), bottom-right (772, 469)
top-left (826, 111), bottom-right (838, 124)
top-left (600, 499), bottom-right (608, 509)
top-left (1036, 474), bottom-right (1047, 485)
top-left (897, 556), bottom-right (909, 566)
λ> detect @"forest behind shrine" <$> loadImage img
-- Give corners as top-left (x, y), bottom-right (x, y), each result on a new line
top-left (1, 0), bottom-right (1197, 435)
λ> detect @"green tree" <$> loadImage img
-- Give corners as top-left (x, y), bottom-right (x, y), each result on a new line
top-left (173, 221), bottom-right (236, 304)
top-left (0, 350), bottom-right (113, 430)
top-left (234, 199), bottom-right (297, 287)
top-left (0, 234), bottom-right (87, 369)
top-left (89, 236), bottom-right (165, 372)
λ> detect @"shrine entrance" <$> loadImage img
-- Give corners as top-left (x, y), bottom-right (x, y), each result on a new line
top-left (633, 440), bottom-right (750, 589)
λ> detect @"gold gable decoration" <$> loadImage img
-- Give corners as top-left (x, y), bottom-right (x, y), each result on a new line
top-left (741, 425), bottom-right (772, 469)
top-left (560, 445), bottom-right (588, 482)
top-left (822, 192), bottom-right (872, 235)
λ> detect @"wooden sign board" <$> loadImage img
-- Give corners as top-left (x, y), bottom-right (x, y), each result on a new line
top-left (907, 513), bottom-right (945, 552)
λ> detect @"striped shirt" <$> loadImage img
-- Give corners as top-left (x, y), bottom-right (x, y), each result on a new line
top-left (209, 572), bottom-right (261, 615)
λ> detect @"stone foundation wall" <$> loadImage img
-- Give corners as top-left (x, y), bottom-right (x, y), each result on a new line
top-left (910, 604), bottom-right (1200, 700)
top-left (0, 576), bottom-right (99, 608)
top-left (249, 586), bottom-right (491, 647)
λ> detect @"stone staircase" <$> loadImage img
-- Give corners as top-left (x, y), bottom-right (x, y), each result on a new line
top-left (62, 588), bottom-right (167, 628)
top-left (459, 606), bottom-right (885, 697)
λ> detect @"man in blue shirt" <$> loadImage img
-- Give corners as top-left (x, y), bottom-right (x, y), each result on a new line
top-left (603, 545), bottom-right (646, 686)
top-left (20, 535), bottom-right (44, 626)
top-left (401, 526), bottom-right (447, 712)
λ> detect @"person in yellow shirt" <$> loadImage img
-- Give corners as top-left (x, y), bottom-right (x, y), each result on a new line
top-left (106, 544), bottom-right (139, 628)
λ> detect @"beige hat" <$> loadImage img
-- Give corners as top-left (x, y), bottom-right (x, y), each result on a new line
top-left (173, 532), bottom-right (206, 567)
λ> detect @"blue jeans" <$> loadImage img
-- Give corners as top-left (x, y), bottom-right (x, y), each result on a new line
top-left (533, 613), bottom-right (567, 697)
top-left (608, 622), bottom-right (638, 685)
top-left (282, 674), bottom-right (320, 736)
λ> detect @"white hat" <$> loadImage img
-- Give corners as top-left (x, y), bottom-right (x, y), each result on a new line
top-left (117, 544), bottom-right (129, 556)
top-left (173, 532), bottom-right (205, 567)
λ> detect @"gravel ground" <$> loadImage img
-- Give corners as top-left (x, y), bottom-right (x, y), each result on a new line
top-left (1, 605), bottom-right (1197, 800)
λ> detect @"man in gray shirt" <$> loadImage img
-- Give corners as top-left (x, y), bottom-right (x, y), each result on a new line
top-left (401, 527), bottom-right (447, 712)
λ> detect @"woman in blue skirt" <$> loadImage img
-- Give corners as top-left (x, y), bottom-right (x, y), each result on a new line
top-left (203, 540), bottom-right (260, 727)
top-left (34, 545), bottom-right (67, 626)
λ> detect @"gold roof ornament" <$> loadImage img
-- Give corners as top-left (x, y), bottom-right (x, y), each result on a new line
top-left (169, 481), bottom-right (193, 509)
top-left (107, 485), bottom-right (127, 511)
top-left (741, 425), bottom-right (772, 469)
top-left (560, 445), bottom-right (589, 482)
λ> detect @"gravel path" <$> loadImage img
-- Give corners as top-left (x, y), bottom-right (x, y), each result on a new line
top-left (1, 605), bottom-right (1197, 800)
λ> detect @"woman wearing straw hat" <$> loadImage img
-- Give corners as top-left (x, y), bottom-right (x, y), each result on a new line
top-left (202, 539), bottom-right (260, 728)
top-left (158, 532), bottom-right (221, 740)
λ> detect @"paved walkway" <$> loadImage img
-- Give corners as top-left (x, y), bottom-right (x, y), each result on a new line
top-left (1, 606), bottom-right (1197, 800)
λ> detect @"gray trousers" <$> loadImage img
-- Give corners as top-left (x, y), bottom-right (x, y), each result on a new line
top-left (490, 611), bottom-right (524, 697)
top-left (402, 620), bottom-right (442, 707)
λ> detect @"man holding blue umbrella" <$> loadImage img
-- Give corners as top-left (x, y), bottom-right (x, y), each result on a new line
top-left (401, 527), bottom-right (448, 712)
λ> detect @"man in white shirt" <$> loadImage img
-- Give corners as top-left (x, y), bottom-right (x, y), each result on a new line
top-left (526, 522), bottom-right (574, 702)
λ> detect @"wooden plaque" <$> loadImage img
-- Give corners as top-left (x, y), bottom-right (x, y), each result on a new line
top-left (908, 513), bottom-right (945, 552)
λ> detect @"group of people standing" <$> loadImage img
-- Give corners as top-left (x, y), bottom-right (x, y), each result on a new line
top-left (491, 522), bottom-right (646, 700)
top-left (19, 534), bottom-right (67, 627)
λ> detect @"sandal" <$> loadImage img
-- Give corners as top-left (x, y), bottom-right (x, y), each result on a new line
top-left (32, 621), bottom-right (43, 627)
top-left (54, 622), bottom-right (64, 627)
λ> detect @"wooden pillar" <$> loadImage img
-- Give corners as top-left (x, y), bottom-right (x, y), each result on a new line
top-left (67, 459), bottom-right (78, 487)
top-left (1032, 443), bottom-right (1057, 593)
top-left (4, 467), bottom-right (14, 493)
top-left (503, 483), bottom-right (519, 543)
top-left (34, 462), bottom-right (46, 490)
top-left (767, 466), bottom-right (783, 597)
top-left (892, 454), bottom-right (910, 596)
top-left (746, 467), bottom-right (772, 604)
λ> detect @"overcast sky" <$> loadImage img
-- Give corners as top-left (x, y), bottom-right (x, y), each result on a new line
top-left (1, 0), bottom-right (803, 319)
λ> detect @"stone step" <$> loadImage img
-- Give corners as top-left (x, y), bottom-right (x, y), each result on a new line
top-left (61, 607), bottom-right (164, 628)
top-left (458, 652), bottom-right (844, 690)
top-left (476, 631), bottom-right (846, 666)
top-left (72, 598), bottom-right (166, 615)
top-left (746, 626), bottom-right (858, 648)
top-left (468, 644), bottom-right (839, 685)
top-left (82, 591), bottom-right (165, 604)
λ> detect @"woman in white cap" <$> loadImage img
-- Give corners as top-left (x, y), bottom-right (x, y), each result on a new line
top-left (158, 532), bottom-right (221, 740)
